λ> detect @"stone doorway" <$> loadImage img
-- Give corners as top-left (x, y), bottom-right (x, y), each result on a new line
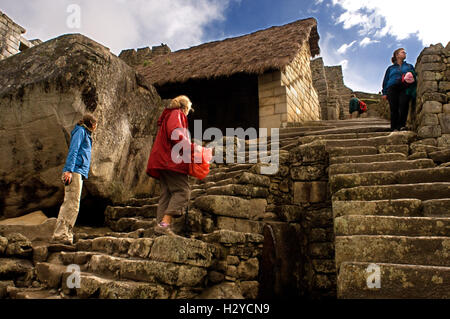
top-left (155, 73), bottom-right (260, 139)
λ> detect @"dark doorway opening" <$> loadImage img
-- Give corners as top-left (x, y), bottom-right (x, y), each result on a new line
top-left (155, 73), bottom-right (260, 139)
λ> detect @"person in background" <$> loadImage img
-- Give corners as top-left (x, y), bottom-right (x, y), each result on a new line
top-left (349, 94), bottom-right (362, 118)
top-left (382, 48), bottom-right (417, 131)
top-left (51, 114), bottom-right (98, 245)
top-left (146, 95), bottom-right (194, 236)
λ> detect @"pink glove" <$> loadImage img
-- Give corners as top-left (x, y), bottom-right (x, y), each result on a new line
top-left (404, 72), bottom-right (414, 84)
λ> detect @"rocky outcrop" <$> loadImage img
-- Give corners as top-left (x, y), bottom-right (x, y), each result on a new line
top-left (0, 34), bottom-right (165, 219)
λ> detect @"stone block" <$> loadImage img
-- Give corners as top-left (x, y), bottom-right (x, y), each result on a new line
top-left (216, 217), bottom-right (263, 234)
top-left (438, 113), bottom-right (450, 134)
top-left (293, 181), bottom-right (327, 203)
top-left (420, 113), bottom-right (439, 126)
top-left (274, 102), bottom-right (287, 114)
top-left (310, 243), bottom-right (334, 258)
top-left (421, 92), bottom-right (447, 104)
top-left (439, 81), bottom-right (450, 92)
top-left (310, 182), bottom-right (328, 203)
top-left (418, 125), bottom-right (442, 138)
top-left (259, 105), bottom-right (275, 117)
top-left (420, 55), bottom-right (442, 63)
top-left (240, 281), bottom-right (259, 299)
top-left (291, 165), bottom-right (325, 181)
top-left (237, 258), bottom-right (259, 280)
top-left (258, 89), bottom-right (274, 99)
top-left (422, 101), bottom-right (443, 113)
top-left (420, 63), bottom-right (445, 72)
top-left (128, 238), bottom-right (153, 259)
top-left (443, 104), bottom-right (450, 113)
top-left (293, 182), bottom-right (311, 203)
top-left (421, 71), bottom-right (443, 81)
top-left (419, 80), bottom-right (438, 94)
top-left (437, 134), bottom-right (450, 148)
top-left (149, 236), bottom-right (214, 268)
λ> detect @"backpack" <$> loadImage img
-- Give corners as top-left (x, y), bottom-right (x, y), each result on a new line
top-left (359, 101), bottom-right (367, 112)
top-left (188, 145), bottom-right (213, 180)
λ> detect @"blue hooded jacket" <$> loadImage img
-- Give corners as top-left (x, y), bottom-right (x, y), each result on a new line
top-left (382, 61), bottom-right (416, 95)
top-left (63, 124), bottom-right (93, 179)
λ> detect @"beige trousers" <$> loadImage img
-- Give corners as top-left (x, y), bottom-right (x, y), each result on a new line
top-left (52, 173), bottom-right (83, 243)
top-left (156, 170), bottom-right (191, 223)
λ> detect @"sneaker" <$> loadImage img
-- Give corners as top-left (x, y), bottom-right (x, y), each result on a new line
top-left (154, 222), bottom-right (176, 236)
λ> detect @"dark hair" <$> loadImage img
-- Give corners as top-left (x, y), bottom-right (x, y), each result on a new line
top-left (78, 113), bottom-right (98, 130)
top-left (391, 48), bottom-right (405, 64)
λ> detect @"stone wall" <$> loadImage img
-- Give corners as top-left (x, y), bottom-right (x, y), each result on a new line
top-left (258, 44), bottom-right (320, 131)
top-left (311, 58), bottom-right (354, 120)
top-left (412, 42), bottom-right (450, 148)
top-left (0, 11), bottom-right (40, 60)
top-left (119, 44), bottom-right (171, 67)
top-left (266, 142), bottom-right (335, 298)
top-left (324, 66), bottom-right (353, 120)
top-left (310, 58), bottom-right (328, 120)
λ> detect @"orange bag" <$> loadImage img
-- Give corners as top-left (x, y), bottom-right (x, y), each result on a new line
top-left (188, 146), bottom-right (213, 180)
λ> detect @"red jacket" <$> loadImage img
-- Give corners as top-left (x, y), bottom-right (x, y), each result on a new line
top-left (146, 108), bottom-right (192, 179)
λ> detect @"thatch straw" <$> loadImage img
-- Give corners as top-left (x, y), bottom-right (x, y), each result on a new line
top-left (137, 17), bottom-right (320, 86)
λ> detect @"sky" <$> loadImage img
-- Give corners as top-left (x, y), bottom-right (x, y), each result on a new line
top-left (1, 0), bottom-right (449, 94)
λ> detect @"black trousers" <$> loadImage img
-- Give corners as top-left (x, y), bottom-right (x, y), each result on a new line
top-left (387, 83), bottom-right (411, 130)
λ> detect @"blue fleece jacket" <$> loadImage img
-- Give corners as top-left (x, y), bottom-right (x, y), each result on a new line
top-left (382, 61), bottom-right (416, 95)
top-left (63, 124), bottom-right (93, 179)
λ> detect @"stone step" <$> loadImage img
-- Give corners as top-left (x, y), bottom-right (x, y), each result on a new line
top-left (335, 235), bottom-right (450, 269)
top-left (299, 132), bottom-right (391, 145)
top-left (327, 146), bottom-right (378, 157)
top-left (328, 159), bottom-right (435, 175)
top-left (333, 183), bottom-right (450, 201)
top-left (0, 258), bottom-right (34, 280)
top-left (200, 170), bottom-right (244, 184)
top-left (205, 184), bottom-right (269, 198)
top-left (335, 215), bottom-right (450, 236)
top-left (106, 217), bottom-right (157, 233)
top-left (320, 131), bottom-right (414, 149)
top-left (294, 118), bottom-right (389, 127)
top-left (61, 271), bottom-right (172, 299)
top-left (422, 199), bottom-right (450, 217)
top-left (329, 152), bottom-right (407, 165)
top-left (429, 149), bottom-right (450, 164)
top-left (330, 167), bottom-right (450, 193)
top-left (332, 199), bottom-right (427, 218)
top-left (194, 195), bottom-right (267, 220)
top-left (104, 204), bottom-right (158, 221)
top-left (337, 261), bottom-right (450, 299)
top-left (6, 287), bottom-right (62, 299)
top-left (279, 124), bottom-right (391, 139)
top-left (116, 197), bottom-right (159, 207)
top-left (86, 254), bottom-right (208, 287)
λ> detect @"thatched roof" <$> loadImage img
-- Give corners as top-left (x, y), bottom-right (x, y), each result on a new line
top-left (137, 17), bottom-right (320, 86)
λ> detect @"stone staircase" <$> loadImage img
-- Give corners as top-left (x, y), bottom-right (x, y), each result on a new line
top-left (1, 117), bottom-right (449, 299)
top-left (326, 128), bottom-right (450, 298)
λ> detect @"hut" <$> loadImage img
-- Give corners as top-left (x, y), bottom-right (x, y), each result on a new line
top-left (137, 17), bottom-right (321, 136)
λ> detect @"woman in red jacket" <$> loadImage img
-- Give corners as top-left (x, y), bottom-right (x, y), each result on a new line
top-left (146, 95), bottom-right (194, 236)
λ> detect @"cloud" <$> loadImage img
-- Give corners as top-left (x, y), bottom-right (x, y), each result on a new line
top-left (360, 37), bottom-right (379, 47)
top-left (0, 0), bottom-right (230, 54)
top-left (337, 40), bottom-right (356, 54)
top-left (332, 0), bottom-right (450, 46)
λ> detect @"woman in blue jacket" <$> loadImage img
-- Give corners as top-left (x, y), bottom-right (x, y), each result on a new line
top-left (51, 114), bottom-right (98, 245)
top-left (382, 48), bottom-right (416, 131)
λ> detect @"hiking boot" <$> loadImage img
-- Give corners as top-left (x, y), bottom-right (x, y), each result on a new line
top-left (154, 222), bottom-right (177, 236)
